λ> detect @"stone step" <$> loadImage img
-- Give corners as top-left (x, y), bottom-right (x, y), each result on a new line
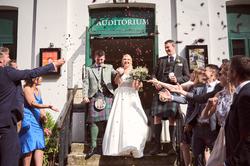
top-left (67, 153), bottom-right (177, 166)
top-left (71, 143), bottom-right (85, 153)
top-left (69, 138), bottom-right (180, 165)
top-left (68, 142), bottom-right (181, 166)
top-left (70, 142), bottom-right (178, 154)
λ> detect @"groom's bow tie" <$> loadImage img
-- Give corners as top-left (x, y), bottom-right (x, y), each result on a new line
top-left (95, 64), bottom-right (105, 71)
top-left (94, 64), bottom-right (101, 68)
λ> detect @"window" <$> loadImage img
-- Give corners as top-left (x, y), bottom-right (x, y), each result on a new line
top-left (232, 39), bottom-right (246, 55)
top-left (0, 9), bottom-right (18, 60)
top-left (227, 5), bottom-right (250, 56)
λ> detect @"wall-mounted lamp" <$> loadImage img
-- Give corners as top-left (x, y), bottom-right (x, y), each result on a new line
top-left (113, 0), bottom-right (129, 3)
top-left (49, 43), bottom-right (54, 48)
top-left (194, 38), bottom-right (205, 45)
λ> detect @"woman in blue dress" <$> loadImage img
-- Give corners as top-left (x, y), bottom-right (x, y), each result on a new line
top-left (19, 77), bottom-right (58, 166)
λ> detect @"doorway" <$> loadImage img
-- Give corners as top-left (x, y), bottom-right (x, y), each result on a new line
top-left (91, 37), bottom-right (155, 113)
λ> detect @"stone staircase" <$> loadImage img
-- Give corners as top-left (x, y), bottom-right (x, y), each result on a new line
top-left (69, 90), bottom-right (182, 166)
top-left (67, 143), bottom-right (179, 166)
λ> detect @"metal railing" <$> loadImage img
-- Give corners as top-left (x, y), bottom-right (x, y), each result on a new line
top-left (56, 86), bottom-right (78, 166)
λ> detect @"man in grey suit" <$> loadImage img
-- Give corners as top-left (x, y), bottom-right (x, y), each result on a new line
top-left (150, 40), bottom-right (190, 154)
top-left (82, 49), bottom-right (117, 159)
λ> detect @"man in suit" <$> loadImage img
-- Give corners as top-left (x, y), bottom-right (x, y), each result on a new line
top-left (185, 65), bottom-right (220, 166)
top-left (224, 55), bottom-right (250, 166)
top-left (82, 49), bottom-right (117, 159)
top-left (0, 48), bottom-right (65, 166)
top-left (169, 64), bottom-right (220, 166)
top-left (150, 40), bottom-right (190, 154)
top-left (0, 48), bottom-right (24, 123)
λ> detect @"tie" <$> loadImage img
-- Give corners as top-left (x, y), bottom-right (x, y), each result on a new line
top-left (168, 56), bottom-right (174, 62)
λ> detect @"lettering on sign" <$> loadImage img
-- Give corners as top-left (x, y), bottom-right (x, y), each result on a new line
top-left (96, 18), bottom-right (149, 26)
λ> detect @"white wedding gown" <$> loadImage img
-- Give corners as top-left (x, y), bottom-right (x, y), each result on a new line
top-left (102, 73), bottom-right (149, 158)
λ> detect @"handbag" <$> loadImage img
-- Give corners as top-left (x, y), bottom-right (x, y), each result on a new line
top-left (206, 127), bottom-right (226, 166)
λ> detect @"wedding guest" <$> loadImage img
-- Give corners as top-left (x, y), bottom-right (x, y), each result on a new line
top-left (159, 64), bottom-right (220, 166)
top-left (200, 62), bottom-right (234, 126)
top-left (1, 50), bottom-right (22, 125)
top-left (0, 47), bottom-right (64, 166)
top-left (19, 77), bottom-right (59, 166)
top-left (82, 49), bottom-right (117, 159)
top-left (8, 59), bottom-right (22, 132)
top-left (148, 69), bottom-right (196, 92)
top-left (149, 68), bottom-right (205, 166)
top-left (150, 40), bottom-right (190, 155)
top-left (199, 62), bottom-right (234, 166)
top-left (181, 69), bottom-right (195, 91)
top-left (9, 59), bottom-right (18, 69)
top-left (224, 55), bottom-right (250, 166)
top-left (180, 69), bottom-right (205, 166)
top-left (102, 54), bottom-right (148, 158)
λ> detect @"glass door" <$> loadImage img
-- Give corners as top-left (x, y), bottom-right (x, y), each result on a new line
top-left (90, 37), bottom-right (155, 112)
top-left (231, 39), bottom-right (247, 55)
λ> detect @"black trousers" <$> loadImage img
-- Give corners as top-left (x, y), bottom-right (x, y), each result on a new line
top-left (0, 123), bottom-right (20, 166)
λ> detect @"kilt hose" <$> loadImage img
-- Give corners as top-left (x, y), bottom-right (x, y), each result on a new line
top-left (87, 92), bottom-right (113, 123)
top-left (151, 93), bottom-right (179, 119)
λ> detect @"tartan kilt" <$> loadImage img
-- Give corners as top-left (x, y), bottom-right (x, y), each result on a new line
top-left (87, 93), bottom-right (113, 123)
top-left (151, 93), bottom-right (179, 119)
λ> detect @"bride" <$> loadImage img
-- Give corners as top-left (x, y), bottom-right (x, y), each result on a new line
top-left (102, 54), bottom-right (149, 158)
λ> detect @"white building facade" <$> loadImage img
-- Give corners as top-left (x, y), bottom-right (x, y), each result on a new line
top-left (0, 0), bottom-right (249, 119)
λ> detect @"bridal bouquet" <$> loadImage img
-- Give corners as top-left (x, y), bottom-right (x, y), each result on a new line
top-left (130, 66), bottom-right (149, 91)
top-left (130, 66), bottom-right (149, 81)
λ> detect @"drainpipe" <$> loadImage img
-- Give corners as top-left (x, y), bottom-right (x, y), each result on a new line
top-left (31, 0), bottom-right (37, 68)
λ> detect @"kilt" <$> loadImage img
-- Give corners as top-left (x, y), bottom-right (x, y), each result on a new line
top-left (87, 92), bottom-right (113, 123)
top-left (151, 93), bottom-right (179, 119)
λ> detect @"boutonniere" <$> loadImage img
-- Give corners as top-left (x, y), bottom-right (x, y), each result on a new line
top-left (175, 58), bottom-right (182, 66)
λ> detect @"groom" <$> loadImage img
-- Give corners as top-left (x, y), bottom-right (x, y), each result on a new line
top-left (82, 49), bottom-right (117, 159)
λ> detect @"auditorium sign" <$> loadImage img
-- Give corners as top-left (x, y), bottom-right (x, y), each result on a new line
top-left (89, 8), bottom-right (155, 37)
top-left (95, 18), bottom-right (149, 27)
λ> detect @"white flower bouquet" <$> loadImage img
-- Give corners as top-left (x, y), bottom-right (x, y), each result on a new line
top-left (129, 66), bottom-right (149, 81)
top-left (130, 66), bottom-right (149, 91)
